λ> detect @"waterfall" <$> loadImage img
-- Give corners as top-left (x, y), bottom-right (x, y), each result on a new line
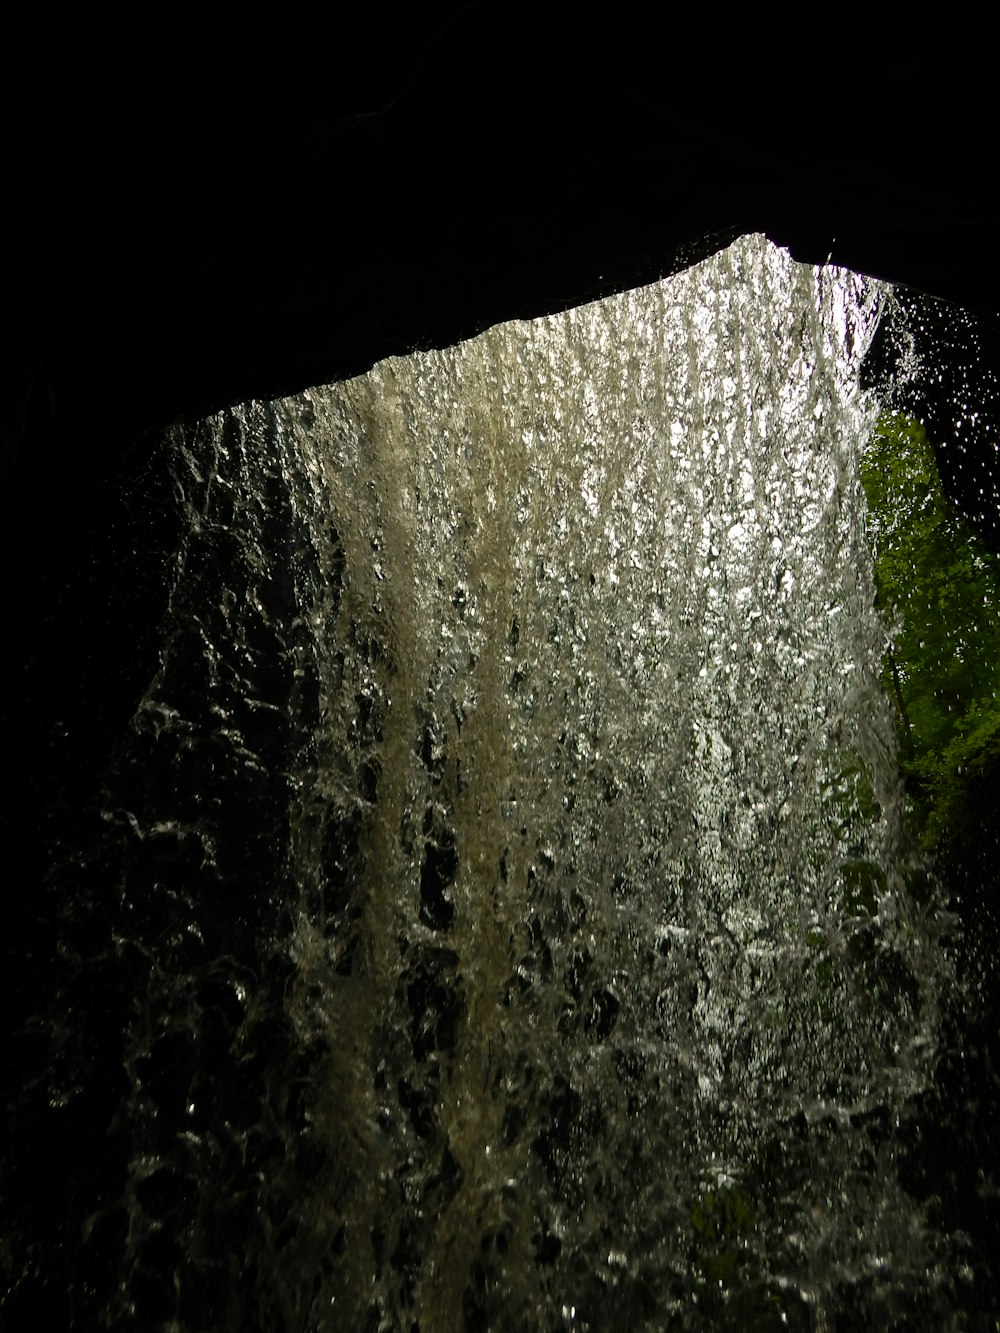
top-left (100, 236), bottom-right (952, 1328)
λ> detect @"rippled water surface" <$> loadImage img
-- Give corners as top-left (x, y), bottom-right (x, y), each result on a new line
top-left (103, 237), bottom-right (957, 1328)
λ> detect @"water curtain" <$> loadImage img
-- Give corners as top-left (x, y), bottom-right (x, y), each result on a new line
top-left (115, 236), bottom-right (950, 1328)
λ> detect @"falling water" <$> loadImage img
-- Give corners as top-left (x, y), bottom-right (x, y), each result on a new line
top-left (106, 236), bottom-right (954, 1329)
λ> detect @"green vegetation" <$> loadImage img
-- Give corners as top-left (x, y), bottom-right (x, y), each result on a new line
top-left (840, 857), bottom-right (887, 919)
top-left (861, 412), bottom-right (1000, 850)
top-left (690, 1179), bottom-right (754, 1285)
top-left (687, 414), bottom-right (992, 1325)
top-left (687, 1177), bottom-right (808, 1330)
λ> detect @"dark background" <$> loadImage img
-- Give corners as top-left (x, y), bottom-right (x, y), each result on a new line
top-left (6, 6), bottom-right (998, 473)
top-left (3, 6), bottom-right (998, 1325)
top-left (5, 4), bottom-right (997, 880)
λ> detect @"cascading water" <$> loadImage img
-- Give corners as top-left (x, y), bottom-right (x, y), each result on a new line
top-left (99, 236), bottom-right (955, 1329)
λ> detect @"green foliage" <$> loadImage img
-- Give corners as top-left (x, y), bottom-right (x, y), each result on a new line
top-left (840, 858), bottom-right (887, 919)
top-left (687, 1179), bottom-right (807, 1330)
top-left (691, 1181), bottom-right (754, 1245)
top-left (862, 412), bottom-right (1000, 848)
top-left (690, 1182), bottom-right (753, 1290)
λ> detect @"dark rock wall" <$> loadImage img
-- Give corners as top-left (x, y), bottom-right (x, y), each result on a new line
top-left (6, 9), bottom-right (999, 471)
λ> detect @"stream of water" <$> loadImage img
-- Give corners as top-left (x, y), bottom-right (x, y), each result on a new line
top-left (114, 235), bottom-right (954, 1329)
